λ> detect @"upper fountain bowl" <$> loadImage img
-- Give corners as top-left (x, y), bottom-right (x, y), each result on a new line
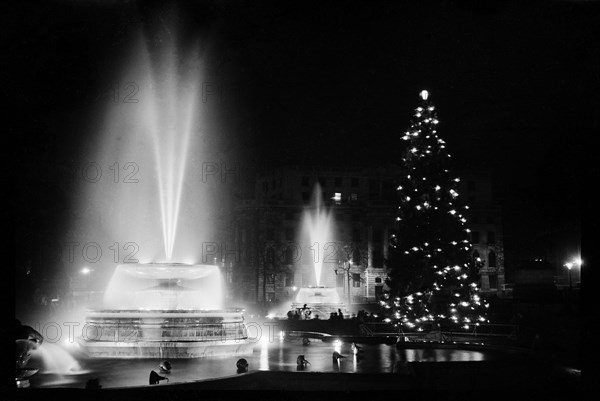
top-left (117, 263), bottom-right (220, 280)
top-left (103, 263), bottom-right (224, 310)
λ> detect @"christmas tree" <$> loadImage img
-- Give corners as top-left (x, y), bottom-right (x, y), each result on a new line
top-left (383, 90), bottom-right (489, 332)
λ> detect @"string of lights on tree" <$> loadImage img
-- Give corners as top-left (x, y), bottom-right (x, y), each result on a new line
top-left (382, 90), bottom-right (489, 332)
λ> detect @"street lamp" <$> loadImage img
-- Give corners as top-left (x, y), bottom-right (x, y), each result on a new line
top-left (81, 267), bottom-right (94, 302)
top-left (564, 258), bottom-right (582, 289)
top-left (334, 260), bottom-right (352, 306)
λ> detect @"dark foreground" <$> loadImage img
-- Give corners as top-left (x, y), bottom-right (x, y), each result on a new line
top-left (7, 358), bottom-right (582, 401)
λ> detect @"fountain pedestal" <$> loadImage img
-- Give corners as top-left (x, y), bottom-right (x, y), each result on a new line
top-left (77, 309), bottom-right (254, 358)
top-left (291, 286), bottom-right (347, 317)
top-left (77, 263), bottom-right (254, 358)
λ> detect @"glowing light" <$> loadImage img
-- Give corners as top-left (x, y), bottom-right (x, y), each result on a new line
top-left (333, 339), bottom-right (342, 353)
top-left (420, 90), bottom-right (429, 100)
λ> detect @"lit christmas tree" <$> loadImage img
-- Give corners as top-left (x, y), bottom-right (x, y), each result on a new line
top-left (383, 90), bottom-right (489, 332)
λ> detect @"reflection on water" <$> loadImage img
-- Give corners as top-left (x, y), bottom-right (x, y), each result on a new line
top-left (259, 336), bottom-right (269, 371)
top-left (29, 339), bottom-right (511, 389)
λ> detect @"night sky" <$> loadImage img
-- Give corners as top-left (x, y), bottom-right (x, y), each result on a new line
top-left (9, 0), bottom-right (595, 278)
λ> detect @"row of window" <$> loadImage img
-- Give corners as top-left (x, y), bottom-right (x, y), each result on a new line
top-left (471, 215), bottom-right (497, 224)
top-left (296, 177), bottom-right (480, 191)
top-left (473, 250), bottom-right (497, 268)
top-left (301, 176), bottom-right (360, 188)
top-left (266, 226), bottom-right (374, 242)
top-left (471, 231), bottom-right (496, 244)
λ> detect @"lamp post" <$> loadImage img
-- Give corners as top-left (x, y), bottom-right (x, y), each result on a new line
top-left (81, 267), bottom-right (94, 302)
top-left (563, 258), bottom-right (582, 290)
top-left (335, 259), bottom-right (352, 306)
top-left (342, 245), bottom-right (353, 306)
top-left (564, 262), bottom-right (573, 290)
top-left (346, 260), bottom-right (352, 306)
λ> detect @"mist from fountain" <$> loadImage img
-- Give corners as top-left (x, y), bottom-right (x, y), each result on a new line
top-left (62, 28), bottom-right (258, 358)
top-left (103, 263), bottom-right (223, 310)
top-left (68, 30), bottom-right (223, 267)
top-left (300, 184), bottom-right (336, 287)
top-left (30, 343), bottom-right (82, 375)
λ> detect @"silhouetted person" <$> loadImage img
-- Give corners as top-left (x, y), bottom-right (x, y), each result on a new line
top-left (149, 370), bottom-right (168, 385)
top-left (338, 309), bottom-right (344, 319)
top-left (236, 358), bottom-right (248, 373)
top-left (393, 356), bottom-right (415, 377)
top-left (351, 342), bottom-right (362, 354)
top-left (85, 378), bottom-right (102, 389)
top-left (297, 355), bottom-right (310, 370)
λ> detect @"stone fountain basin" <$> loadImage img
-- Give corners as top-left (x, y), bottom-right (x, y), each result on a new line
top-left (117, 263), bottom-right (219, 280)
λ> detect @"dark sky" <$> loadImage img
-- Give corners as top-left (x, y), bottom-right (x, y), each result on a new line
top-left (9, 0), bottom-right (595, 272)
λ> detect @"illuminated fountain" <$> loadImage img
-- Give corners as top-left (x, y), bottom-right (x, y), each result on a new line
top-left (77, 263), bottom-right (252, 358)
top-left (292, 185), bottom-right (346, 316)
top-left (74, 34), bottom-right (253, 358)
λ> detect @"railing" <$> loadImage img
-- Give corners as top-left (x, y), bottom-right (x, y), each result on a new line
top-left (358, 324), bottom-right (374, 336)
top-left (362, 322), bottom-right (519, 342)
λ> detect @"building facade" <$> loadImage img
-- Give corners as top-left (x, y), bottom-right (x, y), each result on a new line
top-left (225, 165), bottom-right (504, 307)
top-left (457, 171), bottom-right (506, 293)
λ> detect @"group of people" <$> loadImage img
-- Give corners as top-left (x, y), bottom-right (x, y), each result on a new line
top-left (286, 306), bottom-right (351, 321)
top-left (285, 306), bottom-right (382, 323)
top-left (355, 309), bottom-right (378, 323)
top-left (286, 304), bottom-right (313, 320)
top-left (328, 309), bottom-right (345, 320)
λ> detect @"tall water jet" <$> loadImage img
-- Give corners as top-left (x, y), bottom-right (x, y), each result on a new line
top-left (68, 30), bottom-right (224, 268)
top-left (301, 184), bottom-right (335, 287)
top-left (73, 29), bottom-right (254, 358)
top-left (293, 184), bottom-right (346, 316)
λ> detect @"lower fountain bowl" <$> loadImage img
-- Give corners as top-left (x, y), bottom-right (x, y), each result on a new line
top-left (76, 309), bottom-right (255, 358)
